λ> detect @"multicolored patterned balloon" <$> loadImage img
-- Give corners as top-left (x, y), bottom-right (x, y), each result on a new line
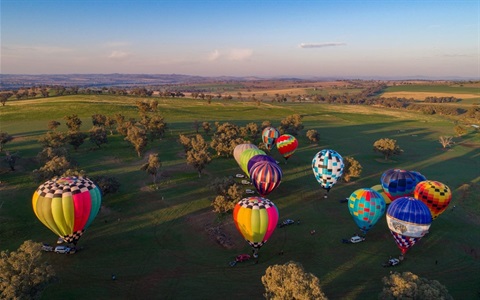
top-left (262, 127), bottom-right (279, 151)
top-left (233, 196), bottom-right (279, 250)
top-left (348, 188), bottom-right (386, 235)
top-left (371, 184), bottom-right (392, 205)
top-left (276, 134), bottom-right (298, 160)
top-left (239, 148), bottom-right (266, 177)
top-left (386, 196), bottom-right (432, 255)
top-left (32, 176), bottom-right (102, 244)
top-left (312, 149), bottom-right (344, 191)
top-left (381, 169), bottom-right (418, 201)
top-left (233, 143), bottom-right (258, 166)
top-left (250, 161), bottom-right (282, 196)
top-left (414, 180), bottom-right (452, 220)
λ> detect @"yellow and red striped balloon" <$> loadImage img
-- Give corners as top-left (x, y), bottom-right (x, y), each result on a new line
top-left (276, 134), bottom-right (298, 160)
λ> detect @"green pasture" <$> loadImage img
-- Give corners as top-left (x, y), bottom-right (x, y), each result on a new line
top-left (0, 95), bottom-right (479, 299)
top-left (384, 84), bottom-right (480, 95)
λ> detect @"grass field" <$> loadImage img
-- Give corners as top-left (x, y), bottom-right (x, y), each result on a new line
top-left (1, 94), bottom-right (479, 299)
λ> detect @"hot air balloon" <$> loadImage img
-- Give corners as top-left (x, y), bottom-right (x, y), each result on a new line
top-left (233, 143), bottom-right (258, 166)
top-left (312, 149), bottom-right (344, 198)
top-left (275, 134), bottom-right (298, 162)
top-left (413, 180), bottom-right (452, 220)
top-left (411, 171), bottom-right (427, 183)
top-left (247, 154), bottom-right (277, 176)
top-left (32, 176), bottom-right (102, 244)
top-left (371, 184), bottom-right (392, 205)
top-left (250, 160), bottom-right (282, 197)
top-left (239, 148), bottom-right (266, 177)
top-left (348, 188), bottom-right (386, 235)
top-left (233, 196), bottom-right (279, 257)
top-left (262, 127), bottom-right (279, 151)
top-left (386, 196), bottom-right (432, 255)
top-left (380, 169), bottom-right (418, 201)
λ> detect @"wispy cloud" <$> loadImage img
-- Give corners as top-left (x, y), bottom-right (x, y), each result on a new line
top-left (3, 45), bottom-right (73, 54)
top-left (299, 42), bottom-right (346, 48)
top-left (108, 50), bottom-right (132, 61)
top-left (227, 48), bottom-right (253, 61)
top-left (208, 49), bottom-right (220, 61)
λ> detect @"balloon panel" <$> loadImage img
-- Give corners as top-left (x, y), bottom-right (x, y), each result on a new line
top-left (233, 197), bottom-right (279, 249)
top-left (414, 180), bottom-right (452, 219)
top-left (312, 149), bottom-right (344, 190)
top-left (32, 176), bottom-right (102, 243)
top-left (262, 127), bottom-right (279, 151)
top-left (250, 161), bottom-right (282, 196)
top-left (239, 149), bottom-right (266, 176)
top-left (233, 143), bottom-right (258, 166)
top-left (247, 154), bottom-right (277, 176)
top-left (276, 134), bottom-right (298, 159)
top-left (371, 184), bottom-right (391, 205)
top-left (386, 197), bottom-right (432, 238)
top-left (348, 188), bottom-right (386, 234)
top-left (381, 169), bottom-right (418, 200)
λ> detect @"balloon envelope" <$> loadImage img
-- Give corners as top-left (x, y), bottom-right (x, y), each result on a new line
top-left (381, 169), bottom-right (418, 201)
top-left (262, 127), bottom-right (279, 151)
top-left (233, 143), bottom-right (258, 166)
top-left (276, 134), bottom-right (298, 160)
top-left (371, 184), bottom-right (391, 205)
top-left (414, 180), bottom-right (452, 220)
top-left (312, 149), bottom-right (344, 191)
top-left (250, 161), bottom-right (282, 196)
top-left (32, 176), bottom-right (102, 244)
top-left (348, 188), bottom-right (386, 234)
top-left (386, 196), bottom-right (432, 255)
top-left (239, 148), bottom-right (266, 176)
top-left (233, 196), bottom-right (279, 249)
top-left (247, 154), bottom-right (277, 176)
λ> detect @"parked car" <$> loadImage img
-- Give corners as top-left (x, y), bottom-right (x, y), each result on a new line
top-left (41, 243), bottom-right (54, 252)
top-left (245, 189), bottom-right (255, 194)
top-left (54, 246), bottom-right (71, 254)
top-left (235, 174), bottom-right (245, 178)
top-left (383, 258), bottom-right (400, 267)
top-left (235, 254), bottom-right (251, 262)
top-left (241, 180), bottom-right (252, 185)
top-left (278, 219), bottom-right (295, 228)
top-left (350, 236), bottom-right (365, 243)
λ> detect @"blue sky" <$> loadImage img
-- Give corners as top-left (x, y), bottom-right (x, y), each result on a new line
top-left (1, 0), bottom-right (479, 78)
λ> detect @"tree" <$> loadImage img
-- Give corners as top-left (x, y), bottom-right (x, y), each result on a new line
top-left (262, 261), bottom-right (328, 300)
top-left (306, 129), bottom-right (320, 143)
top-left (209, 177), bottom-right (242, 214)
top-left (5, 151), bottom-right (20, 171)
top-left (438, 136), bottom-right (454, 149)
top-left (89, 126), bottom-right (108, 148)
top-left (91, 114), bottom-right (107, 127)
top-left (178, 134), bottom-right (192, 152)
top-left (32, 155), bottom-right (72, 182)
top-left (64, 114), bottom-right (82, 132)
top-left (243, 122), bottom-right (259, 142)
top-left (202, 122), bottom-right (211, 135)
top-left (90, 175), bottom-right (120, 196)
top-left (36, 147), bottom-right (69, 164)
top-left (38, 131), bottom-right (66, 149)
top-left (373, 138), bottom-right (403, 160)
top-left (454, 125), bottom-right (467, 137)
top-left (141, 153), bottom-right (161, 184)
top-left (210, 122), bottom-right (244, 157)
top-left (342, 156), bottom-right (362, 182)
top-left (67, 131), bottom-right (88, 151)
top-left (379, 271), bottom-right (452, 300)
top-left (278, 114), bottom-right (304, 136)
top-left (186, 134), bottom-right (212, 177)
top-left (104, 116), bottom-right (117, 135)
top-left (125, 125), bottom-right (147, 157)
top-left (0, 240), bottom-right (56, 300)
top-left (0, 132), bottom-right (14, 152)
top-left (0, 92), bottom-right (13, 106)
top-left (47, 120), bottom-right (61, 131)
top-left (141, 114), bottom-right (167, 141)
top-left (212, 195), bottom-right (235, 214)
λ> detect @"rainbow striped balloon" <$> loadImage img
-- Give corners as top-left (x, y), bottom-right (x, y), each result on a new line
top-left (250, 160), bottom-right (282, 196)
top-left (262, 126), bottom-right (279, 151)
top-left (276, 134), bottom-right (298, 160)
top-left (32, 176), bottom-right (102, 244)
top-left (233, 196), bottom-right (279, 249)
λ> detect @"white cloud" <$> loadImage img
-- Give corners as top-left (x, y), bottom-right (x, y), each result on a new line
top-left (299, 42), bottom-right (346, 48)
top-left (208, 49), bottom-right (220, 61)
top-left (108, 50), bottom-right (132, 61)
top-left (227, 48), bottom-right (253, 61)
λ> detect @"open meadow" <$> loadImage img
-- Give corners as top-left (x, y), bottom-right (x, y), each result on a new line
top-left (1, 87), bottom-right (479, 299)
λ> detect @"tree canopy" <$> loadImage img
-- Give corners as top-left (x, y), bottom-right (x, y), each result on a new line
top-left (373, 138), bottom-right (403, 160)
top-left (379, 271), bottom-right (452, 300)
